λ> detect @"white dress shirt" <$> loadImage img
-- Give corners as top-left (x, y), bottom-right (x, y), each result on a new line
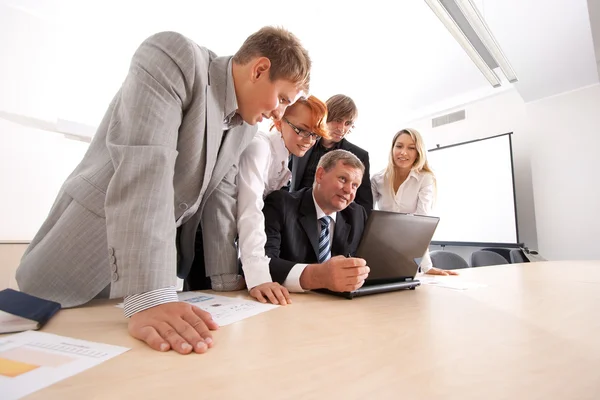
top-left (283, 193), bottom-right (336, 292)
top-left (371, 168), bottom-right (435, 272)
top-left (237, 130), bottom-right (294, 290)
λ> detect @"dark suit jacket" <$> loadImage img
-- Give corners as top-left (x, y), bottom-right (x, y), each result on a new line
top-left (289, 138), bottom-right (373, 213)
top-left (263, 188), bottom-right (368, 284)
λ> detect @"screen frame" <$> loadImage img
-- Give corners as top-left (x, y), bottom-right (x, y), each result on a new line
top-left (428, 132), bottom-right (520, 247)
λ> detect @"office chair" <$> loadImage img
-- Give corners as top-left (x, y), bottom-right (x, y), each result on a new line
top-left (470, 250), bottom-right (510, 267)
top-left (509, 249), bottom-right (529, 264)
top-left (430, 250), bottom-right (470, 270)
top-left (481, 247), bottom-right (511, 263)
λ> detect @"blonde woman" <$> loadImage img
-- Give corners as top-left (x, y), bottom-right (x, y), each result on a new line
top-left (371, 128), bottom-right (458, 276)
top-left (237, 96), bottom-right (329, 304)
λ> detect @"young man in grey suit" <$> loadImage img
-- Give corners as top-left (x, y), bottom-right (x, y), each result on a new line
top-left (289, 95), bottom-right (373, 212)
top-left (263, 150), bottom-right (370, 292)
top-left (16, 27), bottom-right (311, 354)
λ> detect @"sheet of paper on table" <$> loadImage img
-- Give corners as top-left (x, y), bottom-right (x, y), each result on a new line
top-left (417, 275), bottom-right (488, 290)
top-left (0, 330), bottom-right (129, 400)
top-left (117, 292), bottom-right (278, 326)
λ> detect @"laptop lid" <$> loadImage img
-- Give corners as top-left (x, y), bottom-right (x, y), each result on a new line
top-left (355, 210), bottom-right (440, 283)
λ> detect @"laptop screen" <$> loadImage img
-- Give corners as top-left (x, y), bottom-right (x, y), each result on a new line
top-left (355, 211), bottom-right (440, 282)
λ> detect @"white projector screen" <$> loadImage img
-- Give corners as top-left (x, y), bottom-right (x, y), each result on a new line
top-left (427, 133), bottom-right (518, 245)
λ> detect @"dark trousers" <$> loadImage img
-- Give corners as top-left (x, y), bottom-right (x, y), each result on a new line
top-left (183, 227), bottom-right (211, 291)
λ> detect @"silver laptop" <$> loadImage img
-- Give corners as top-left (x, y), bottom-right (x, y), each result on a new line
top-left (317, 210), bottom-right (440, 299)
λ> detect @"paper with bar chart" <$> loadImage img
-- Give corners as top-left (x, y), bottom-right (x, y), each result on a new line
top-left (117, 291), bottom-right (279, 326)
top-left (0, 330), bottom-right (129, 399)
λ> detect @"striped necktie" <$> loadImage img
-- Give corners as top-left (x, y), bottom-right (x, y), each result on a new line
top-left (318, 216), bottom-right (332, 263)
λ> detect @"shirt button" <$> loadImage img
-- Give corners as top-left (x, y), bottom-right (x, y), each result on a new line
top-left (179, 203), bottom-right (188, 210)
top-left (111, 272), bottom-right (119, 282)
top-left (108, 247), bottom-right (114, 256)
top-left (111, 264), bottom-right (117, 273)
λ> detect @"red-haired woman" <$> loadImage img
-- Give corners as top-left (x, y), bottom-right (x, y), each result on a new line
top-left (237, 96), bottom-right (329, 304)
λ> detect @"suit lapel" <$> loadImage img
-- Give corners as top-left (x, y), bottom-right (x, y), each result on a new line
top-left (200, 56), bottom-right (229, 192)
top-left (201, 55), bottom-right (256, 201)
top-left (339, 138), bottom-right (349, 150)
top-left (332, 210), bottom-right (350, 256)
top-left (207, 124), bottom-right (255, 191)
top-left (201, 85), bottom-right (222, 189)
top-left (298, 189), bottom-right (319, 258)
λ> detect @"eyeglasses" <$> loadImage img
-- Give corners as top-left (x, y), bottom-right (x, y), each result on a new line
top-left (283, 118), bottom-right (319, 140)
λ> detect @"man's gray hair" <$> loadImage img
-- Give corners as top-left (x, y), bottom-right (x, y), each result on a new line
top-left (316, 149), bottom-right (365, 175)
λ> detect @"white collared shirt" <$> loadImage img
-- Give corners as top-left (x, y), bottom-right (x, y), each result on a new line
top-left (371, 168), bottom-right (435, 271)
top-left (237, 130), bottom-right (293, 289)
top-left (282, 193), bottom-right (336, 292)
top-left (371, 169), bottom-right (435, 215)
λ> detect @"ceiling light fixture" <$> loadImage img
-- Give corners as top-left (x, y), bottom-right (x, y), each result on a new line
top-left (424, 0), bottom-right (518, 87)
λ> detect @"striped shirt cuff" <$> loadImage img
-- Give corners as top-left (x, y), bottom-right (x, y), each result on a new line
top-left (123, 287), bottom-right (179, 318)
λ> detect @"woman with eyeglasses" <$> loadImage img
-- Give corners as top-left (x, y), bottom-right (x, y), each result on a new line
top-left (371, 128), bottom-right (458, 276)
top-left (237, 95), bottom-right (329, 304)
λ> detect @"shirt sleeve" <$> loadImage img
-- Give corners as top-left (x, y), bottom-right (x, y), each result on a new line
top-left (123, 287), bottom-right (178, 318)
top-left (236, 137), bottom-right (274, 290)
top-left (282, 263), bottom-right (309, 292)
top-left (420, 250), bottom-right (433, 272)
top-left (416, 173), bottom-right (435, 272)
top-left (371, 174), bottom-right (382, 210)
top-left (416, 173), bottom-right (435, 216)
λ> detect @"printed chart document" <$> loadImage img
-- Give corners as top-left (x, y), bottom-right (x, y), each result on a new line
top-left (117, 292), bottom-right (278, 326)
top-left (0, 330), bottom-right (129, 400)
top-left (418, 275), bottom-right (488, 290)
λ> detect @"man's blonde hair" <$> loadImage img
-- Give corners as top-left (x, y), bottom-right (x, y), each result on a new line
top-left (233, 26), bottom-right (311, 93)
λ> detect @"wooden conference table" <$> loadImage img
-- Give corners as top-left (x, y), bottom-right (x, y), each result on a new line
top-left (25, 261), bottom-right (600, 399)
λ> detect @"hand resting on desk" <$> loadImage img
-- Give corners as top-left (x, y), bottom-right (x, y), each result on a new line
top-left (128, 302), bottom-right (218, 354)
top-left (426, 267), bottom-right (459, 276)
top-left (249, 282), bottom-right (292, 305)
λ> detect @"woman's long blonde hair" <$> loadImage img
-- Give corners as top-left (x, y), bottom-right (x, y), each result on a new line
top-left (383, 128), bottom-right (436, 198)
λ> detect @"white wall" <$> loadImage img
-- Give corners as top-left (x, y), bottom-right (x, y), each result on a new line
top-left (0, 243), bottom-right (28, 290)
top-left (363, 89), bottom-right (535, 265)
top-left (527, 84), bottom-right (600, 260)
top-left (0, 6), bottom-right (59, 121)
top-left (0, 119), bottom-right (89, 241)
top-left (375, 84), bottom-right (600, 262)
top-left (0, 6), bottom-right (95, 241)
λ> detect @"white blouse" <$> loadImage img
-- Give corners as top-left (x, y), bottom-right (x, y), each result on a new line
top-left (371, 168), bottom-right (435, 271)
top-left (236, 130), bottom-right (292, 289)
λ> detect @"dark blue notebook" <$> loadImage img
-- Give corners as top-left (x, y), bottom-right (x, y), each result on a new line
top-left (0, 289), bottom-right (61, 334)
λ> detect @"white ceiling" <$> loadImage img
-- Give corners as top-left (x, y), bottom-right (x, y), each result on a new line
top-left (0, 0), bottom-right (598, 138)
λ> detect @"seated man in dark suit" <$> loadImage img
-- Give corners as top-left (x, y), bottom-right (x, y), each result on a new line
top-left (263, 149), bottom-right (370, 294)
top-left (288, 94), bottom-right (373, 213)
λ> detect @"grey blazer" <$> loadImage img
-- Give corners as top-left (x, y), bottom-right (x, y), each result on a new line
top-left (16, 32), bottom-right (255, 307)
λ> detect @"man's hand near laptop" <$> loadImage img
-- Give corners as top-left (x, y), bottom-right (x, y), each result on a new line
top-left (300, 255), bottom-right (370, 292)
